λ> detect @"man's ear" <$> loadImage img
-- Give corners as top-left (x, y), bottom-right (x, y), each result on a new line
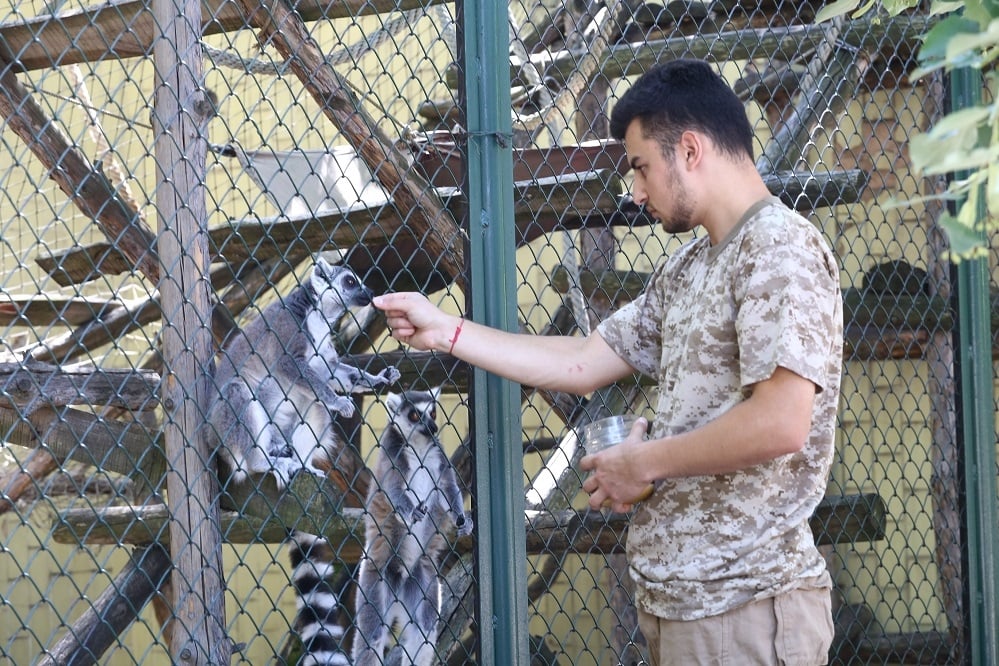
top-left (677, 130), bottom-right (703, 168)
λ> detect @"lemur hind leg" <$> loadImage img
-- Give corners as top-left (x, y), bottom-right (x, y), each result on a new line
top-left (395, 568), bottom-right (440, 666)
top-left (352, 559), bottom-right (393, 666)
top-left (210, 379), bottom-right (322, 488)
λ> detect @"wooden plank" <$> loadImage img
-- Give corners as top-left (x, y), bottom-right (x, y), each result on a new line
top-left (0, 296), bottom-right (122, 327)
top-left (52, 493), bottom-right (887, 551)
top-left (36, 168), bottom-right (861, 287)
top-left (0, 362), bottom-right (159, 411)
top-left (535, 15), bottom-right (931, 85)
top-left (35, 199), bottom-right (396, 286)
top-left (0, 0), bottom-right (442, 72)
top-left (36, 172), bottom-right (618, 286)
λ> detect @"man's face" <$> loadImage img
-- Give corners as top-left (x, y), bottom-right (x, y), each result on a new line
top-left (624, 120), bottom-right (695, 234)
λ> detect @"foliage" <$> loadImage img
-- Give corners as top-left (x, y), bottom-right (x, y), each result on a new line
top-left (817, 1), bottom-right (999, 259)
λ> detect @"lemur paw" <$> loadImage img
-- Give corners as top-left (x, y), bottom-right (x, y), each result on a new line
top-left (328, 394), bottom-right (355, 418)
top-left (270, 458), bottom-right (326, 488)
top-left (376, 366), bottom-right (401, 386)
top-left (267, 458), bottom-right (302, 489)
top-left (410, 502), bottom-right (428, 523)
top-left (455, 513), bottom-right (473, 537)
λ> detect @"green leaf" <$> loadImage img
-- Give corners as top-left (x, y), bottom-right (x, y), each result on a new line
top-left (944, 18), bottom-right (999, 64)
top-left (987, 160), bottom-right (999, 215)
top-left (814, 0), bottom-right (864, 23)
top-left (927, 106), bottom-right (990, 136)
top-left (916, 145), bottom-right (995, 175)
top-left (963, 0), bottom-right (999, 24)
top-left (910, 108), bottom-right (994, 174)
top-left (939, 210), bottom-right (989, 260)
top-left (929, 0), bottom-right (965, 16)
top-left (919, 14), bottom-right (981, 64)
top-left (882, 0), bottom-right (921, 14)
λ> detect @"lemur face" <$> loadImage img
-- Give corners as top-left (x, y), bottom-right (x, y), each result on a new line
top-left (311, 257), bottom-right (374, 323)
top-left (387, 389), bottom-right (440, 439)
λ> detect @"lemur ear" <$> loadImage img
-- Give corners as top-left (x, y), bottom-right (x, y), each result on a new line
top-left (386, 392), bottom-right (402, 410)
top-left (430, 386), bottom-right (442, 401)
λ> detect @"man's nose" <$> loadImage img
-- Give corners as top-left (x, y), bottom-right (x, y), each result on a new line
top-left (630, 185), bottom-right (647, 205)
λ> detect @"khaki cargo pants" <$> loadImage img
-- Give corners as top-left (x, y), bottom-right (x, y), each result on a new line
top-left (637, 586), bottom-right (833, 666)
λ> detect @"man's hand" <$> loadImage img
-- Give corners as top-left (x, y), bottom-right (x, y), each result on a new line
top-left (580, 417), bottom-right (654, 512)
top-left (373, 292), bottom-right (460, 353)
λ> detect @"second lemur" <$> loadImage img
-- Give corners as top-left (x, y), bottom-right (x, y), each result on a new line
top-left (352, 388), bottom-right (472, 666)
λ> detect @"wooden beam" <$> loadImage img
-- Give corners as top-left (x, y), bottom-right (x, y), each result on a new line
top-left (36, 167), bottom-right (862, 287)
top-left (0, 0), bottom-right (443, 73)
top-left (0, 296), bottom-right (123, 327)
top-left (0, 404), bottom-right (164, 480)
top-left (535, 15), bottom-right (932, 85)
top-left (0, 362), bottom-right (159, 411)
top-left (237, 0), bottom-right (465, 291)
top-left (52, 492), bottom-right (887, 550)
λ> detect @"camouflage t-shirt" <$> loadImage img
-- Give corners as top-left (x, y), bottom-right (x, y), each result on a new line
top-left (596, 197), bottom-right (843, 621)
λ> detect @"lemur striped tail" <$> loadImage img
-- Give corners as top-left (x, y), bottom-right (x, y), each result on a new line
top-left (289, 532), bottom-right (351, 666)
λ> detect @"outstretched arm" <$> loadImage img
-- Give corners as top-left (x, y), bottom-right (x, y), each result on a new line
top-left (373, 292), bottom-right (635, 395)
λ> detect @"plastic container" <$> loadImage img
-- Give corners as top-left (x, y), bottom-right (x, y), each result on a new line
top-left (579, 414), bottom-right (643, 454)
top-left (579, 414), bottom-right (654, 503)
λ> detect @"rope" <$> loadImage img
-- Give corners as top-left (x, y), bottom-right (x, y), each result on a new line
top-left (203, 6), bottom-right (456, 74)
top-left (67, 64), bottom-right (146, 223)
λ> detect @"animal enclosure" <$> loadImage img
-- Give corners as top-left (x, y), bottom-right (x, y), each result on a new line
top-left (1, 1), bottom-right (998, 664)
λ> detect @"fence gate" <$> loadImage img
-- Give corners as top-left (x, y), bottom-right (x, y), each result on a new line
top-left (1, 1), bottom-right (997, 664)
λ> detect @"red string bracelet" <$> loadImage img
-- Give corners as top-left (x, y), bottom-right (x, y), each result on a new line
top-left (447, 316), bottom-right (464, 355)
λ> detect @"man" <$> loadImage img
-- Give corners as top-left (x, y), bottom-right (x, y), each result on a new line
top-left (374, 59), bottom-right (842, 665)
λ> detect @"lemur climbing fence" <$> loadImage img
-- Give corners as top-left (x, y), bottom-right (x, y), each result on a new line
top-left (0, 1), bottom-right (997, 664)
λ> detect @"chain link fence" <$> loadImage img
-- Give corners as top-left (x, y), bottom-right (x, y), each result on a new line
top-left (0, 1), bottom-right (996, 664)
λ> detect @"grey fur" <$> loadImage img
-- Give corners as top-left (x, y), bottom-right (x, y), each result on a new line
top-left (353, 388), bottom-right (472, 666)
top-left (206, 257), bottom-right (400, 487)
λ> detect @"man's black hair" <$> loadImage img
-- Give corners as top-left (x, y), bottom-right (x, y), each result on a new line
top-left (609, 59), bottom-right (754, 160)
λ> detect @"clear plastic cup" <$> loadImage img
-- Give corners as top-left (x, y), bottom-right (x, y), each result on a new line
top-left (580, 414), bottom-right (642, 455)
top-left (579, 415), bottom-right (654, 504)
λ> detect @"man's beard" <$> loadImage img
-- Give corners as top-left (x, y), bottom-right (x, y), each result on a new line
top-left (658, 172), bottom-right (695, 234)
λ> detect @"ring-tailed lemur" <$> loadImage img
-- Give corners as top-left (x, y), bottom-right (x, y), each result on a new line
top-left (205, 257), bottom-right (401, 488)
top-left (352, 387), bottom-right (473, 666)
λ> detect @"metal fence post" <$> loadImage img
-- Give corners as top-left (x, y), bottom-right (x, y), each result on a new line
top-left (461, 1), bottom-right (528, 664)
top-left (948, 65), bottom-right (999, 666)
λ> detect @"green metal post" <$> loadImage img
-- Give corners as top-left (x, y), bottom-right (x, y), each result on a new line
top-left (949, 66), bottom-right (999, 666)
top-left (461, 2), bottom-right (529, 664)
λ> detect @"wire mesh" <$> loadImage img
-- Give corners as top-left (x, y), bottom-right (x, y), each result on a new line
top-left (0, 1), bottom-right (996, 664)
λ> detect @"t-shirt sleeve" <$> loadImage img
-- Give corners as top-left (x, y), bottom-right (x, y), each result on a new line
top-left (735, 223), bottom-right (842, 393)
top-left (596, 263), bottom-right (668, 379)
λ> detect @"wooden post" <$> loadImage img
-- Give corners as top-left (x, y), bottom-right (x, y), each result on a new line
top-left (150, 0), bottom-right (228, 661)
